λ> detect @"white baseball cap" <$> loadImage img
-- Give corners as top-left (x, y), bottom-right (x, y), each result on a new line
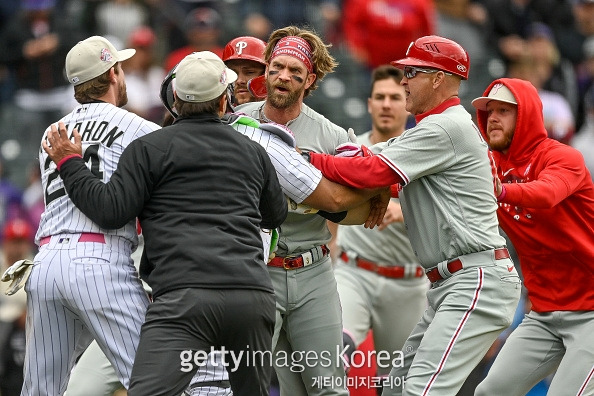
top-left (66, 36), bottom-right (136, 86)
top-left (471, 83), bottom-right (517, 111)
top-left (174, 51), bottom-right (238, 103)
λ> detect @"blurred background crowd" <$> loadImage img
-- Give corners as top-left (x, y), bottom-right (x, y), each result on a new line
top-left (0, 0), bottom-right (593, 395)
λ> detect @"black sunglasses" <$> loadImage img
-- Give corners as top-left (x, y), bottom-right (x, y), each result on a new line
top-left (403, 66), bottom-right (451, 79)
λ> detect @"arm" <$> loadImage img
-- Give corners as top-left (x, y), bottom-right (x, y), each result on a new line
top-left (43, 122), bottom-right (146, 229)
top-left (498, 146), bottom-right (587, 209)
top-left (258, 148), bottom-right (288, 229)
top-left (309, 152), bottom-right (403, 189)
top-left (302, 177), bottom-right (386, 212)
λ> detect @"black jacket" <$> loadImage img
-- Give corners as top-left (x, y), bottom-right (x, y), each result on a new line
top-left (59, 113), bottom-right (287, 297)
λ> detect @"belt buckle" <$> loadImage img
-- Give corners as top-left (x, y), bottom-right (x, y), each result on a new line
top-left (282, 255), bottom-right (299, 270)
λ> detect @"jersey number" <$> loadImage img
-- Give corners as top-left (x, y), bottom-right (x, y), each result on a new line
top-left (44, 144), bottom-right (104, 206)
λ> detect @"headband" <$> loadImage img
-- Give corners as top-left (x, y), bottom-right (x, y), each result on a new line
top-left (270, 36), bottom-right (314, 73)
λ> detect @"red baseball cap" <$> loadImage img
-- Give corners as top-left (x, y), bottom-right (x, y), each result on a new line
top-left (3, 219), bottom-right (33, 241)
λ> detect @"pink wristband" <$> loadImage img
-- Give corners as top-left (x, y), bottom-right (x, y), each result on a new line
top-left (497, 184), bottom-right (507, 202)
top-left (57, 154), bottom-right (82, 171)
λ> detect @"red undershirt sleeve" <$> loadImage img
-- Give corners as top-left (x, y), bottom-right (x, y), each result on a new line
top-left (309, 152), bottom-right (403, 189)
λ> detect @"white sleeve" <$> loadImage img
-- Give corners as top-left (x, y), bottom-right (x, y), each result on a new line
top-left (266, 135), bottom-right (322, 204)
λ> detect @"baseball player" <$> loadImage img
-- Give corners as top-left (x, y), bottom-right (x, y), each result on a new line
top-left (42, 51), bottom-right (286, 396)
top-left (20, 36), bottom-right (160, 396)
top-left (330, 65), bottom-right (428, 383)
top-left (235, 26), bottom-right (361, 396)
top-left (472, 79), bottom-right (594, 395)
top-left (222, 36), bottom-right (267, 105)
top-left (304, 35), bottom-right (522, 395)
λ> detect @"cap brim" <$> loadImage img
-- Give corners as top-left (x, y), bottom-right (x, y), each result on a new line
top-left (471, 97), bottom-right (517, 111)
top-left (117, 48), bottom-right (136, 62)
top-left (225, 67), bottom-right (238, 85)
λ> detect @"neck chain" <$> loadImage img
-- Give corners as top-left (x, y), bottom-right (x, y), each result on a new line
top-left (259, 105), bottom-right (299, 126)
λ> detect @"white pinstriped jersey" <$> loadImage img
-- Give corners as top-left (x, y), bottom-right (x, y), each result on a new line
top-left (35, 102), bottom-right (160, 247)
top-left (230, 117), bottom-right (322, 203)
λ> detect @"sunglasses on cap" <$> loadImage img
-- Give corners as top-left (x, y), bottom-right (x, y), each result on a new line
top-left (403, 66), bottom-right (452, 79)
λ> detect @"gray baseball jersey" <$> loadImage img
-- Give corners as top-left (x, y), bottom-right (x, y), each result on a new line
top-left (372, 106), bottom-right (506, 266)
top-left (335, 132), bottom-right (428, 376)
top-left (236, 101), bottom-right (350, 396)
top-left (21, 103), bottom-right (159, 395)
top-left (366, 104), bottom-right (521, 395)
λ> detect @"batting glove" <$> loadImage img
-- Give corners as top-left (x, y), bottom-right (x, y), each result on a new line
top-left (1, 259), bottom-right (34, 296)
top-left (335, 142), bottom-right (373, 158)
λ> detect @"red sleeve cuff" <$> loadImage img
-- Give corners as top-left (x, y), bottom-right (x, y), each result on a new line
top-left (57, 154), bottom-right (83, 171)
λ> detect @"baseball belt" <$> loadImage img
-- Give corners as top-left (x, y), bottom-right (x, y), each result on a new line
top-left (268, 245), bottom-right (329, 270)
top-left (39, 233), bottom-right (106, 246)
top-left (339, 251), bottom-right (424, 279)
top-left (425, 247), bottom-right (510, 283)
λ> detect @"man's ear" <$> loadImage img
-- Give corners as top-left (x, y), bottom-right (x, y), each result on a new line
top-left (305, 73), bottom-right (316, 89)
top-left (218, 94), bottom-right (228, 116)
top-left (109, 66), bottom-right (118, 83)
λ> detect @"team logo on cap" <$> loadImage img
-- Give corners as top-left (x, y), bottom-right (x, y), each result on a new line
top-left (235, 41), bottom-right (248, 55)
top-left (100, 48), bottom-right (114, 62)
top-left (490, 83), bottom-right (504, 94)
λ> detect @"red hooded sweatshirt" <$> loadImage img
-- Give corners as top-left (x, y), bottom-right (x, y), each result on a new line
top-left (476, 78), bottom-right (594, 312)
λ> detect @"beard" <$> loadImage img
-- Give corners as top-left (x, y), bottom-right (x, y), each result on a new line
top-left (117, 80), bottom-right (128, 108)
top-left (266, 80), bottom-right (303, 109)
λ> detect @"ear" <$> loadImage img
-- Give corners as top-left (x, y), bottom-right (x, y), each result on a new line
top-left (218, 94), bottom-right (227, 116)
top-left (109, 66), bottom-right (118, 83)
top-left (305, 72), bottom-right (316, 89)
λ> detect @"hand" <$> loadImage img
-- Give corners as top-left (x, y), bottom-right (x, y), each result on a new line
top-left (335, 143), bottom-right (373, 158)
top-left (378, 201), bottom-right (404, 231)
top-left (42, 121), bottom-right (82, 165)
top-left (364, 188), bottom-right (391, 229)
top-left (494, 175), bottom-right (502, 197)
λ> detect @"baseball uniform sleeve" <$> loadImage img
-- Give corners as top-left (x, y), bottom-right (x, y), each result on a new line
top-left (308, 153), bottom-right (402, 188)
top-left (58, 139), bottom-right (156, 229)
top-left (500, 144), bottom-right (586, 208)
top-left (257, 145), bottom-right (289, 229)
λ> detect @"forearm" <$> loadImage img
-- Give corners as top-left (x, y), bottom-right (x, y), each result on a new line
top-left (303, 177), bottom-right (382, 212)
top-left (59, 158), bottom-right (138, 229)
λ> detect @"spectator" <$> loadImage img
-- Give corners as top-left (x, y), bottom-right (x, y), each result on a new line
top-left (479, 0), bottom-right (574, 67)
top-left (0, 0), bottom-right (82, 185)
top-left (164, 7), bottom-right (224, 72)
top-left (341, 0), bottom-right (435, 71)
top-left (123, 26), bottom-right (166, 124)
top-left (507, 56), bottom-right (575, 144)
top-left (94, 0), bottom-right (151, 46)
top-left (0, 159), bottom-right (27, 241)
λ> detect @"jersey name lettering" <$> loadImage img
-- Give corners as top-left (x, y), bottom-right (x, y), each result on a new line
top-left (69, 121), bottom-right (124, 147)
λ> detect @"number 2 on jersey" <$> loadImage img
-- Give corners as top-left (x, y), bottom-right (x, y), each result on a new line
top-left (44, 144), bottom-right (104, 206)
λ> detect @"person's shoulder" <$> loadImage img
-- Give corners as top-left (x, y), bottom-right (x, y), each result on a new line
top-left (234, 101), bottom-right (263, 118)
top-left (299, 103), bottom-right (347, 133)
